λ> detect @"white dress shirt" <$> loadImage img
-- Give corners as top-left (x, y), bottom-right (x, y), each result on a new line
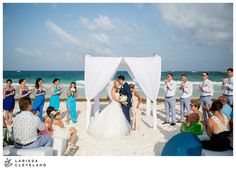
top-left (164, 80), bottom-right (177, 97)
top-left (13, 111), bottom-right (45, 144)
top-left (222, 77), bottom-right (233, 96)
top-left (199, 79), bottom-right (214, 96)
top-left (180, 81), bottom-right (193, 98)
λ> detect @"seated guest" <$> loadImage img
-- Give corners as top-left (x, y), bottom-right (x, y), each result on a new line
top-left (180, 99), bottom-right (203, 135)
top-left (38, 116), bottom-right (53, 136)
top-left (218, 96), bottom-right (233, 120)
top-left (13, 98), bottom-right (53, 149)
top-left (46, 106), bottom-right (79, 156)
top-left (201, 100), bottom-right (232, 151)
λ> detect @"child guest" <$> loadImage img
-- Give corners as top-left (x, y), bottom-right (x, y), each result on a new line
top-left (130, 84), bottom-right (142, 130)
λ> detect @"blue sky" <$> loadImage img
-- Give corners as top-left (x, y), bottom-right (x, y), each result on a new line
top-left (3, 3), bottom-right (233, 71)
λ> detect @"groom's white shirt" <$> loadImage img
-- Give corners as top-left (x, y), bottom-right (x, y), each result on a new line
top-left (120, 81), bottom-right (125, 89)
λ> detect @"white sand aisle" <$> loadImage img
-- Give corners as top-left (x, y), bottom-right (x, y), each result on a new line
top-left (73, 102), bottom-right (182, 156)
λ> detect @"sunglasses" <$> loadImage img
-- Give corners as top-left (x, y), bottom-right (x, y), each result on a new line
top-left (190, 104), bottom-right (195, 107)
top-left (202, 74), bottom-right (206, 76)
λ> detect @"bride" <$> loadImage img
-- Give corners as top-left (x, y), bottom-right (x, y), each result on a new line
top-left (88, 80), bottom-right (131, 139)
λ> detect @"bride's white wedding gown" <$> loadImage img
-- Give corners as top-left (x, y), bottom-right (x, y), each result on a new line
top-left (88, 86), bottom-right (130, 139)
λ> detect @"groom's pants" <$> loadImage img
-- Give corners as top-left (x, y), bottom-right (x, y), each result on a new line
top-left (122, 105), bottom-right (131, 124)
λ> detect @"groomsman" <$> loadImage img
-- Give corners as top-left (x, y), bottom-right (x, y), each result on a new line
top-left (199, 72), bottom-right (214, 123)
top-left (163, 73), bottom-right (177, 126)
top-left (221, 68), bottom-right (233, 106)
top-left (178, 74), bottom-right (193, 122)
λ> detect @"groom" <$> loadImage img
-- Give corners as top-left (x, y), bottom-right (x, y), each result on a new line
top-left (117, 75), bottom-right (132, 124)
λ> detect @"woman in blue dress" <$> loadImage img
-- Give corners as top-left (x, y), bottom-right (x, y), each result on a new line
top-left (3, 79), bottom-right (15, 126)
top-left (18, 79), bottom-right (32, 99)
top-left (66, 82), bottom-right (78, 124)
top-left (49, 78), bottom-right (62, 111)
top-left (32, 78), bottom-right (46, 121)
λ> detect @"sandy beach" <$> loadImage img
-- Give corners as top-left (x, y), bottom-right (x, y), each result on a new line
top-left (12, 100), bottom-right (184, 156)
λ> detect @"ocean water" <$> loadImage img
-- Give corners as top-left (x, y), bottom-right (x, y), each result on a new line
top-left (3, 71), bottom-right (226, 99)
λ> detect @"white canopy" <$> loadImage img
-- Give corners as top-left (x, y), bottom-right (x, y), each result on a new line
top-left (84, 54), bottom-right (162, 129)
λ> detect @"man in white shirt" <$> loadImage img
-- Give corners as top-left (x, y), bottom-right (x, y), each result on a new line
top-left (179, 74), bottom-right (193, 122)
top-left (222, 68), bottom-right (233, 106)
top-left (163, 73), bottom-right (177, 126)
top-left (199, 72), bottom-right (214, 123)
top-left (13, 98), bottom-right (52, 149)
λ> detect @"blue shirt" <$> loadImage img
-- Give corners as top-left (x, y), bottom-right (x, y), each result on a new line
top-left (222, 104), bottom-right (233, 119)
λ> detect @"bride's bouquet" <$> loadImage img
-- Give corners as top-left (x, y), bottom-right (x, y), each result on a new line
top-left (119, 95), bottom-right (128, 105)
top-left (70, 88), bottom-right (76, 96)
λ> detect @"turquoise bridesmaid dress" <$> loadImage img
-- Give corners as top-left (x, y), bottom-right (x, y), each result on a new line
top-left (66, 93), bottom-right (77, 123)
top-left (49, 87), bottom-right (60, 110)
top-left (32, 89), bottom-right (45, 121)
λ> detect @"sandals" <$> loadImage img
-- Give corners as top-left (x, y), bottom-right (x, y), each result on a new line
top-left (63, 143), bottom-right (79, 156)
top-left (63, 146), bottom-right (73, 156)
top-left (69, 145), bottom-right (79, 156)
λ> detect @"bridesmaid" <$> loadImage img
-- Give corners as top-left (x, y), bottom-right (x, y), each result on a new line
top-left (49, 78), bottom-right (62, 110)
top-left (66, 82), bottom-right (78, 124)
top-left (18, 78), bottom-right (31, 99)
top-left (3, 79), bottom-right (15, 126)
top-left (130, 84), bottom-right (142, 130)
top-left (32, 78), bottom-right (46, 121)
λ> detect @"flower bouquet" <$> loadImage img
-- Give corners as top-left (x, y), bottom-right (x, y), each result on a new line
top-left (70, 88), bottom-right (76, 96)
top-left (119, 95), bottom-right (128, 106)
top-left (40, 88), bottom-right (46, 94)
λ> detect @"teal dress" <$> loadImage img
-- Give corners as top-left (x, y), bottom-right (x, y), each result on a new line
top-left (66, 92), bottom-right (77, 123)
top-left (49, 87), bottom-right (60, 110)
top-left (32, 89), bottom-right (45, 121)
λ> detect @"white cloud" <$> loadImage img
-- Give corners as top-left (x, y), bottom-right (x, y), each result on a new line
top-left (123, 35), bottom-right (136, 46)
top-left (50, 41), bottom-right (64, 48)
top-left (46, 20), bottom-right (113, 56)
top-left (92, 33), bottom-right (110, 46)
top-left (46, 20), bottom-right (81, 46)
top-left (155, 4), bottom-right (233, 45)
top-left (79, 15), bottom-right (137, 34)
top-left (79, 15), bottom-right (114, 31)
top-left (15, 48), bottom-right (42, 56)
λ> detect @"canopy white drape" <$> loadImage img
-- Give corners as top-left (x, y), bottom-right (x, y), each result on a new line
top-left (84, 54), bottom-right (162, 129)
top-left (124, 56), bottom-right (161, 129)
top-left (84, 55), bottom-right (122, 129)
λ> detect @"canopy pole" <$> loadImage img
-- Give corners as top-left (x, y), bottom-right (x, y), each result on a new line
top-left (94, 96), bottom-right (100, 117)
top-left (146, 97), bottom-right (151, 116)
top-left (152, 100), bottom-right (157, 130)
top-left (86, 99), bottom-right (91, 130)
